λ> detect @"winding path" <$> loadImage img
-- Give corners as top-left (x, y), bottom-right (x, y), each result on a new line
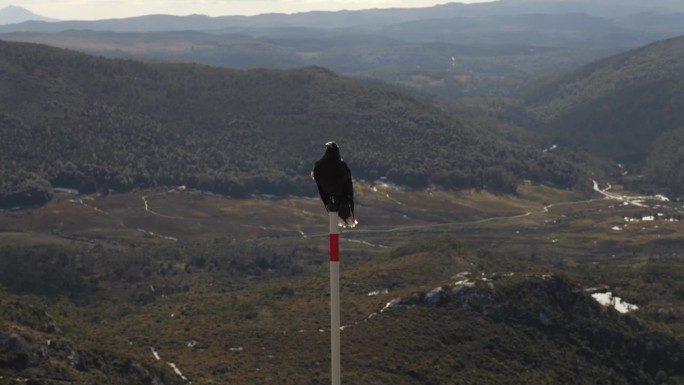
top-left (591, 179), bottom-right (660, 207)
top-left (342, 179), bottom-right (668, 240)
top-left (50, 181), bottom-right (668, 247)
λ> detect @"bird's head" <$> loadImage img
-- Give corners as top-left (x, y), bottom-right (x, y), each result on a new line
top-left (324, 141), bottom-right (341, 158)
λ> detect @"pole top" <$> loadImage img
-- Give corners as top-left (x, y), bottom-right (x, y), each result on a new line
top-left (329, 211), bottom-right (340, 234)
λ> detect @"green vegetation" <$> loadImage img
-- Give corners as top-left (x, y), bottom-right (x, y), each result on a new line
top-left (0, 170), bottom-right (53, 208)
top-left (0, 40), bottom-right (584, 209)
top-left (0, 243), bottom-right (88, 297)
top-left (644, 127), bottom-right (684, 195)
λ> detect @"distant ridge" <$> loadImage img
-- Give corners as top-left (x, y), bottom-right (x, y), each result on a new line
top-left (1, 0), bottom-right (684, 33)
top-left (0, 5), bottom-right (57, 25)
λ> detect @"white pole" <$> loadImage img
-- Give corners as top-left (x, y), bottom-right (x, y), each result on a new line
top-left (329, 211), bottom-right (341, 385)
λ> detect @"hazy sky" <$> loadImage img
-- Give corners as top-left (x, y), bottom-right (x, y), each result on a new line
top-left (5, 0), bottom-right (494, 20)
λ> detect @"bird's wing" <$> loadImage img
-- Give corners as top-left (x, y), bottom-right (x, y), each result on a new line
top-left (312, 162), bottom-right (330, 207)
top-left (342, 161), bottom-right (354, 215)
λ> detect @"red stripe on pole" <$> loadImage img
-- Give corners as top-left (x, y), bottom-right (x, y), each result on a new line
top-left (329, 233), bottom-right (339, 262)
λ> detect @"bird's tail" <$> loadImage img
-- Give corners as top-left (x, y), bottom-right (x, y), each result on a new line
top-left (338, 204), bottom-right (357, 228)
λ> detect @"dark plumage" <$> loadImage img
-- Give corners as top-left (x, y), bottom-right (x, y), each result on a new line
top-left (312, 142), bottom-right (357, 228)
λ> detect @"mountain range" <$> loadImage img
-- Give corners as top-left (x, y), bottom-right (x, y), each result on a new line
top-left (2, 0), bottom-right (682, 108)
top-left (2, 1), bottom-right (684, 32)
top-left (0, 5), bottom-right (56, 25)
top-left (2, 30), bottom-right (684, 205)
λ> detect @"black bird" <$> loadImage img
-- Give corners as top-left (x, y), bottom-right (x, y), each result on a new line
top-left (312, 142), bottom-right (357, 228)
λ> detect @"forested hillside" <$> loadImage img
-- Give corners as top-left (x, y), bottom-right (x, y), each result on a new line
top-left (522, 35), bottom-right (684, 193)
top-left (0, 40), bottom-right (582, 208)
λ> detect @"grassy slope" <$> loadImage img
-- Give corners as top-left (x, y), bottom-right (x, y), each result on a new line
top-left (2, 184), bottom-right (684, 384)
